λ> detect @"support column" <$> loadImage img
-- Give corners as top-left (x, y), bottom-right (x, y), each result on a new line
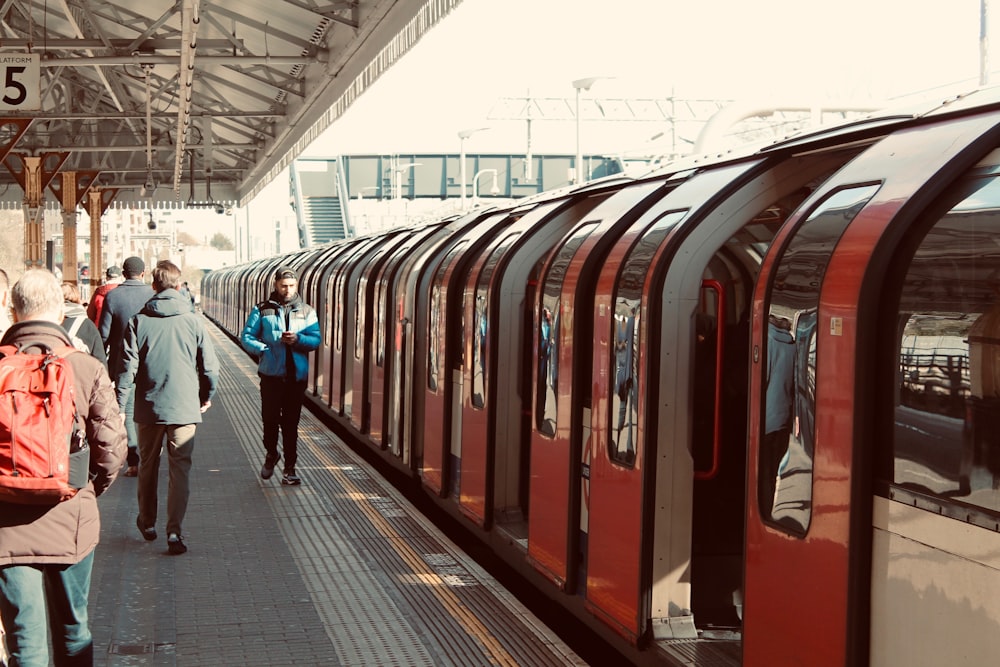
top-left (59, 171), bottom-right (78, 288)
top-left (88, 189), bottom-right (105, 291)
top-left (22, 156), bottom-right (44, 268)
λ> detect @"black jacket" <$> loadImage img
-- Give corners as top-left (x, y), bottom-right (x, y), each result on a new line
top-left (98, 278), bottom-right (154, 377)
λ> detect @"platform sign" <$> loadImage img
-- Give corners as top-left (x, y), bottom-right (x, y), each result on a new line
top-left (0, 53), bottom-right (40, 111)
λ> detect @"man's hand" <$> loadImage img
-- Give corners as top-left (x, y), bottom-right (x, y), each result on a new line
top-left (200, 400), bottom-right (212, 413)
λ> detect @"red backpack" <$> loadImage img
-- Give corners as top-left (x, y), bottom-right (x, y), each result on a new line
top-left (0, 343), bottom-right (86, 504)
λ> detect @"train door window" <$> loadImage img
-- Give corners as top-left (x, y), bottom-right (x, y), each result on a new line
top-left (536, 223), bottom-right (598, 437)
top-left (760, 184), bottom-right (880, 535)
top-left (334, 261), bottom-right (354, 354)
top-left (428, 242), bottom-right (467, 393)
top-left (376, 266), bottom-right (393, 369)
top-left (332, 275), bottom-right (343, 353)
top-left (890, 172), bottom-right (1000, 519)
top-left (609, 211), bottom-right (686, 465)
top-left (356, 252), bottom-right (382, 361)
top-left (472, 233), bottom-right (520, 409)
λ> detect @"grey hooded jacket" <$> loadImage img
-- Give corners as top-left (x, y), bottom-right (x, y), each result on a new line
top-left (115, 289), bottom-right (219, 425)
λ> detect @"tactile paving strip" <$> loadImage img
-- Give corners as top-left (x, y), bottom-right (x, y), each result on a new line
top-left (210, 326), bottom-right (585, 667)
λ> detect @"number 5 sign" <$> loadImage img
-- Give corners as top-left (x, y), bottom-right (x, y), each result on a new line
top-left (0, 54), bottom-right (40, 111)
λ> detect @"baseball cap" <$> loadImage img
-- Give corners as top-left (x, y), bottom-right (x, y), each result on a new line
top-left (105, 265), bottom-right (122, 278)
top-left (275, 266), bottom-right (297, 281)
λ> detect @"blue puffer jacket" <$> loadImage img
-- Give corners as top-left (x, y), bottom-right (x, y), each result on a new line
top-left (240, 293), bottom-right (320, 382)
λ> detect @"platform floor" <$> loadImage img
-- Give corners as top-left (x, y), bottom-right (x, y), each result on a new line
top-left (83, 324), bottom-right (586, 666)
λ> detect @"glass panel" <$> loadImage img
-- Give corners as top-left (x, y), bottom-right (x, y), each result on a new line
top-left (892, 174), bottom-right (1000, 515)
top-left (428, 242), bottom-right (466, 393)
top-left (376, 270), bottom-right (388, 368)
top-left (536, 223), bottom-right (598, 437)
top-left (609, 211), bottom-right (685, 466)
top-left (761, 184), bottom-right (880, 535)
top-left (472, 233), bottom-right (520, 409)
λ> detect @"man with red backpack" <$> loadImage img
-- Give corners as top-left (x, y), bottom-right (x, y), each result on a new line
top-left (0, 269), bottom-right (127, 666)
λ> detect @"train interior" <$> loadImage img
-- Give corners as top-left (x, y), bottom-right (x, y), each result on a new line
top-left (688, 206), bottom-right (787, 630)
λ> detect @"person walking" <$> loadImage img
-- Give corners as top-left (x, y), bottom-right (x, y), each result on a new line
top-left (86, 264), bottom-right (124, 325)
top-left (0, 268), bottom-right (127, 666)
top-left (240, 266), bottom-right (320, 486)
top-left (115, 260), bottom-right (218, 555)
top-left (62, 281), bottom-right (108, 366)
top-left (99, 256), bottom-right (153, 477)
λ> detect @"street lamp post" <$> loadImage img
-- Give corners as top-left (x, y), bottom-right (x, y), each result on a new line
top-left (393, 162), bottom-right (422, 200)
top-left (458, 127), bottom-right (488, 210)
top-left (472, 168), bottom-right (499, 208)
top-left (572, 77), bottom-right (609, 186)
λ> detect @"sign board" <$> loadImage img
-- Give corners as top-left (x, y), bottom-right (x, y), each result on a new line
top-left (0, 53), bottom-right (40, 111)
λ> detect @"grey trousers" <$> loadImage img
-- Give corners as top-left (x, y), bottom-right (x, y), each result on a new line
top-left (136, 423), bottom-right (197, 537)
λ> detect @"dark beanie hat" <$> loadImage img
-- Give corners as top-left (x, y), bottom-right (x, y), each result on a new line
top-left (122, 256), bottom-right (145, 276)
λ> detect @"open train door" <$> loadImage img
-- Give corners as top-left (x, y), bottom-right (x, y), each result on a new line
top-left (746, 110), bottom-right (1000, 666)
top-left (585, 146), bottom-right (873, 649)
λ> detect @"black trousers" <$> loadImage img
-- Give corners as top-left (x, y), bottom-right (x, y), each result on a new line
top-left (259, 375), bottom-right (307, 474)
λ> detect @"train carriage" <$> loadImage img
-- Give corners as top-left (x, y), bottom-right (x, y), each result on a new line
top-left (347, 230), bottom-right (414, 432)
top-left (366, 223), bottom-right (444, 450)
top-left (202, 87), bottom-right (1000, 667)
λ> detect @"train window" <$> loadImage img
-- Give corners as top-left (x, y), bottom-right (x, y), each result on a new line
top-left (889, 173), bottom-right (1000, 520)
top-left (333, 277), bottom-right (343, 353)
top-left (536, 223), bottom-right (598, 437)
top-left (428, 242), bottom-right (466, 393)
top-left (376, 273), bottom-right (388, 368)
top-left (356, 252), bottom-right (384, 361)
top-left (761, 184), bottom-right (880, 536)
top-left (609, 211), bottom-right (685, 466)
top-left (472, 233), bottom-right (520, 409)
top-left (355, 282), bottom-right (364, 361)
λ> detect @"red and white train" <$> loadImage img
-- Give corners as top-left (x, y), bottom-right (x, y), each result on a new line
top-left (202, 87), bottom-right (1000, 666)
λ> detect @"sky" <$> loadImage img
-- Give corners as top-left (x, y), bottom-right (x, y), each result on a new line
top-left (300, 0), bottom-right (987, 156)
top-left (241, 0), bottom-right (992, 236)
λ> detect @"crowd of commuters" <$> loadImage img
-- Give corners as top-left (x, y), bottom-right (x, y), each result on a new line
top-left (0, 269), bottom-right (127, 666)
top-left (0, 257), bottom-right (319, 665)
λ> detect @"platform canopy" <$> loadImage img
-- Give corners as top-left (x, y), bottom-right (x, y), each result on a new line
top-left (0, 0), bottom-right (460, 210)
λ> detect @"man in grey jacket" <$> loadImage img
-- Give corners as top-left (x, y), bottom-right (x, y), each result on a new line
top-left (0, 269), bottom-right (127, 666)
top-left (115, 260), bottom-right (218, 555)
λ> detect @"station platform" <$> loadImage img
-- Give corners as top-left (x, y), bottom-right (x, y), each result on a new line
top-left (85, 323), bottom-right (587, 666)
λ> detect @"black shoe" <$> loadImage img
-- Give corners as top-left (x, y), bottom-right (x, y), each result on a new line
top-left (260, 453), bottom-right (280, 480)
top-left (136, 516), bottom-right (157, 542)
top-left (167, 533), bottom-right (187, 555)
top-left (280, 472), bottom-right (301, 486)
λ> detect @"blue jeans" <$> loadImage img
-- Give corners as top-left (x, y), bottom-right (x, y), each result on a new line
top-left (123, 387), bottom-right (140, 467)
top-left (0, 550), bottom-right (95, 667)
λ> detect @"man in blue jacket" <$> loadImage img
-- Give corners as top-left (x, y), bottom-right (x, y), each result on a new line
top-left (116, 260), bottom-right (218, 555)
top-left (241, 266), bottom-right (320, 486)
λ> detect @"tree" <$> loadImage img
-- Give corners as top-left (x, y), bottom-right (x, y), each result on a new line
top-left (177, 231), bottom-right (200, 247)
top-left (209, 233), bottom-right (234, 251)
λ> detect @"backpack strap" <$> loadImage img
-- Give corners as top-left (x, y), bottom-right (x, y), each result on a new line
top-left (52, 345), bottom-right (86, 440)
top-left (66, 317), bottom-right (84, 339)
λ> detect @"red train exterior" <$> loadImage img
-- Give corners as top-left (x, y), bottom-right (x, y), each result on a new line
top-left (204, 87), bottom-right (1000, 666)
